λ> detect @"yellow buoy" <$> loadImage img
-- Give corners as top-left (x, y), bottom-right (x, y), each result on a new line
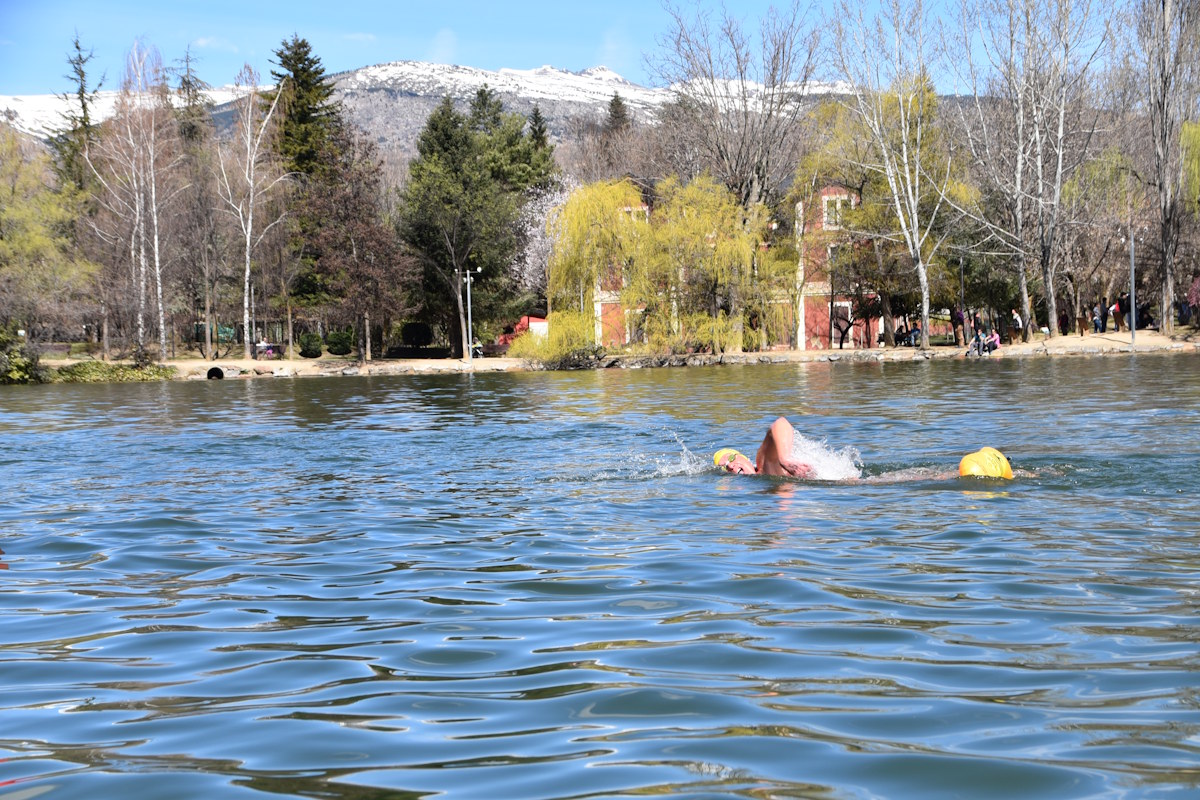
top-left (959, 447), bottom-right (1014, 479)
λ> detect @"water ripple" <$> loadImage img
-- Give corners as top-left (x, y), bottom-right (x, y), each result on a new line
top-left (2, 358), bottom-right (1199, 798)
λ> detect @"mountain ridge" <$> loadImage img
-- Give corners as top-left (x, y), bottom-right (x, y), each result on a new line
top-left (0, 61), bottom-right (666, 147)
top-left (2, 59), bottom-right (847, 161)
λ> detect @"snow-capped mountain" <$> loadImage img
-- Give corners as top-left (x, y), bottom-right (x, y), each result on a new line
top-left (333, 61), bottom-right (668, 157)
top-left (338, 61), bottom-right (664, 112)
top-left (0, 61), bottom-right (666, 148)
top-left (0, 86), bottom-right (249, 141)
top-left (2, 59), bottom-right (844, 158)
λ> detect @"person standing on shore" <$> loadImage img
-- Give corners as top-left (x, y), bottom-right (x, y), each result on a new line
top-left (1100, 297), bottom-right (1109, 332)
top-left (1010, 308), bottom-right (1023, 343)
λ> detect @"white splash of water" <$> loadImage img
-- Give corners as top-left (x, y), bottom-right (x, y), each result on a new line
top-left (789, 433), bottom-right (862, 481)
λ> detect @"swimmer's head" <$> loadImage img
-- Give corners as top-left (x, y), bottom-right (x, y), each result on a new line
top-left (714, 448), bottom-right (754, 474)
top-left (959, 447), bottom-right (1014, 479)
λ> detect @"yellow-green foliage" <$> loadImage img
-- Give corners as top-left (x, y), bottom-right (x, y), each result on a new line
top-left (640, 175), bottom-right (754, 294)
top-left (744, 241), bottom-right (801, 346)
top-left (640, 310), bottom-right (740, 354)
top-left (506, 310), bottom-right (596, 363)
top-left (546, 179), bottom-right (646, 312)
top-left (1180, 122), bottom-right (1200, 212)
top-left (544, 174), bottom-right (797, 354)
top-left (631, 175), bottom-right (772, 351)
top-left (52, 361), bottom-right (178, 383)
top-left (0, 128), bottom-right (96, 322)
top-left (1063, 148), bottom-right (1142, 232)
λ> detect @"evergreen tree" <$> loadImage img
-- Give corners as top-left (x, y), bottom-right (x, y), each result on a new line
top-left (528, 104), bottom-right (549, 150)
top-left (309, 121), bottom-right (417, 363)
top-left (268, 34), bottom-right (338, 176)
top-left (417, 97), bottom-right (474, 168)
top-left (171, 48), bottom-right (224, 359)
top-left (49, 34), bottom-right (101, 195)
top-left (603, 92), bottom-right (631, 138)
top-left (468, 84), bottom-right (504, 133)
top-left (265, 36), bottom-right (344, 347)
top-left (173, 47), bottom-right (213, 145)
top-left (600, 92), bottom-right (633, 177)
top-left (399, 92), bottom-right (556, 357)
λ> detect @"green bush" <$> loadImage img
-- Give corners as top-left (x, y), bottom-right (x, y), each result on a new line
top-left (298, 332), bottom-right (323, 359)
top-left (0, 329), bottom-right (46, 384)
top-left (507, 311), bottom-right (604, 369)
top-left (53, 361), bottom-right (176, 383)
top-left (326, 329), bottom-right (353, 356)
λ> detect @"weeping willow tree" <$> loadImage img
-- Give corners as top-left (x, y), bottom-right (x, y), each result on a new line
top-left (628, 175), bottom-right (758, 353)
top-left (1182, 121), bottom-right (1200, 213)
top-left (1180, 121), bottom-right (1200, 322)
top-left (546, 178), bottom-right (646, 343)
top-left (547, 175), bottom-right (796, 354)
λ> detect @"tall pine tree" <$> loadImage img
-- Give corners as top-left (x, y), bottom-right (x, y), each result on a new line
top-left (268, 35), bottom-right (338, 177)
top-left (603, 92), bottom-right (631, 138)
top-left (265, 36), bottom-right (342, 344)
top-left (399, 93), bottom-right (556, 357)
top-left (528, 104), bottom-right (549, 150)
top-left (50, 34), bottom-right (101, 195)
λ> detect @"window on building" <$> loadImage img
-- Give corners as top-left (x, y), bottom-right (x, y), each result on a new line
top-left (823, 195), bottom-right (850, 230)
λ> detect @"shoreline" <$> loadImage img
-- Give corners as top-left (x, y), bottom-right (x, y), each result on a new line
top-left (172, 328), bottom-right (1198, 379)
top-left (44, 329), bottom-right (1199, 382)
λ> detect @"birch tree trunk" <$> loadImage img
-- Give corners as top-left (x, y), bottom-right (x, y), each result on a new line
top-left (215, 65), bottom-right (288, 360)
top-left (833, 0), bottom-right (951, 350)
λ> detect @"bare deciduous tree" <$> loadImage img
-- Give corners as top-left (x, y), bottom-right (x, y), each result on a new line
top-left (86, 40), bottom-right (184, 360)
top-left (942, 0), bottom-right (1108, 341)
top-left (831, 0), bottom-right (956, 349)
top-left (1135, 0), bottom-right (1198, 334)
top-left (214, 65), bottom-right (289, 359)
top-left (653, 1), bottom-right (820, 209)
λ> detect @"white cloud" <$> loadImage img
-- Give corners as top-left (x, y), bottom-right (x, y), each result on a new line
top-left (343, 32), bottom-right (377, 43)
top-left (426, 28), bottom-right (456, 65)
top-left (193, 37), bottom-right (239, 53)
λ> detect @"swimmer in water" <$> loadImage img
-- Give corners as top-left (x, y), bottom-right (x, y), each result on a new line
top-left (713, 417), bottom-right (816, 478)
top-left (714, 417), bottom-right (1014, 481)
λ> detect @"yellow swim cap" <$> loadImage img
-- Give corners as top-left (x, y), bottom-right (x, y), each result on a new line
top-left (958, 447), bottom-right (1014, 479)
top-left (714, 448), bottom-right (744, 467)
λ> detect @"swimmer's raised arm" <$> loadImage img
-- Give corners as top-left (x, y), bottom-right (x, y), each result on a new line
top-left (715, 417), bottom-right (813, 477)
top-left (756, 417), bottom-right (813, 478)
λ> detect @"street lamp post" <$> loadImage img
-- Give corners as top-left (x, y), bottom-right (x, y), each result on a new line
top-left (463, 267), bottom-right (481, 360)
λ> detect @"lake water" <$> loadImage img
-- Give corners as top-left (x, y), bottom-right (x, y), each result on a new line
top-left (2, 354), bottom-right (1198, 799)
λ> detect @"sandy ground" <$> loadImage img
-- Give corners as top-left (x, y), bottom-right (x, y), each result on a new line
top-left (153, 328), bottom-right (1196, 380)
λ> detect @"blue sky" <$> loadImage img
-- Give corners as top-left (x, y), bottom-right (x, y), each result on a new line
top-left (0, 0), bottom-right (788, 95)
